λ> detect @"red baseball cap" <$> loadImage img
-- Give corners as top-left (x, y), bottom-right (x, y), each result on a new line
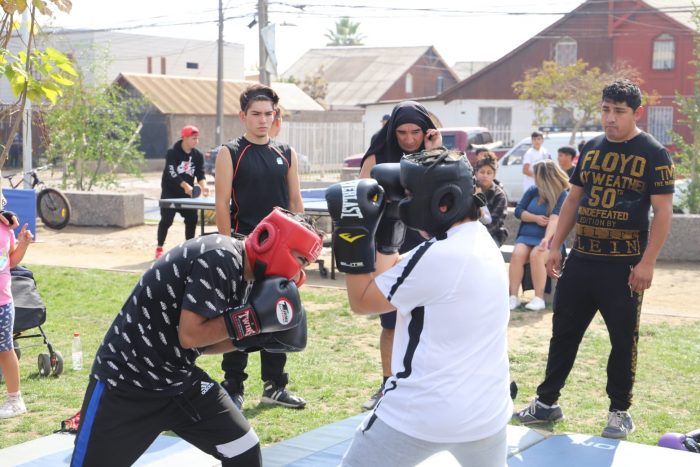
top-left (181, 125), bottom-right (200, 138)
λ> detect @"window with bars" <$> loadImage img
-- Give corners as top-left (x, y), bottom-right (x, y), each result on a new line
top-left (554, 37), bottom-right (577, 66)
top-left (478, 107), bottom-right (512, 145)
top-left (652, 34), bottom-right (675, 70)
top-left (647, 106), bottom-right (674, 144)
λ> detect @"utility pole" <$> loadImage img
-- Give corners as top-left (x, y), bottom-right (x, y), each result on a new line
top-left (258, 0), bottom-right (270, 85)
top-left (215, 0), bottom-right (224, 145)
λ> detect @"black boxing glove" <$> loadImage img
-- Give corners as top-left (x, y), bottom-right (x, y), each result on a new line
top-left (235, 306), bottom-right (307, 353)
top-left (223, 277), bottom-right (302, 341)
top-left (325, 179), bottom-right (384, 273)
top-left (371, 163), bottom-right (406, 254)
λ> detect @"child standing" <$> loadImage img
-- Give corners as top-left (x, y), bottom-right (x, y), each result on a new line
top-left (0, 214), bottom-right (33, 419)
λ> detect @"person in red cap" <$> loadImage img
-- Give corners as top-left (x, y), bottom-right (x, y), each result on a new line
top-left (156, 125), bottom-right (210, 259)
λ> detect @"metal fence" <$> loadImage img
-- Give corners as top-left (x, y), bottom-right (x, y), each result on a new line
top-left (277, 121), bottom-right (366, 178)
top-left (490, 124), bottom-right (513, 148)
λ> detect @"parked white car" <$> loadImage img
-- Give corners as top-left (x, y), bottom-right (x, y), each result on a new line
top-left (497, 131), bottom-right (604, 203)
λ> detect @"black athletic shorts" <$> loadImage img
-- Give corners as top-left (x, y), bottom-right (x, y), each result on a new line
top-left (70, 367), bottom-right (261, 467)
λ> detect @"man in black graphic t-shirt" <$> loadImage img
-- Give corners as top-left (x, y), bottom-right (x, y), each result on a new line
top-left (515, 80), bottom-right (674, 440)
top-left (69, 209), bottom-right (323, 467)
top-left (214, 84), bottom-right (307, 410)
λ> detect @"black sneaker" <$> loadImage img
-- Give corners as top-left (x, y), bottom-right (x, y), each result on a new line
top-left (261, 381), bottom-right (306, 409)
top-left (221, 380), bottom-right (244, 410)
top-left (361, 385), bottom-right (384, 411)
top-left (513, 397), bottom-right (564, 424)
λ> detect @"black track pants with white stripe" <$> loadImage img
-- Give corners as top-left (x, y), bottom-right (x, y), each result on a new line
top-left (70, 368), bottom-right (261, 467)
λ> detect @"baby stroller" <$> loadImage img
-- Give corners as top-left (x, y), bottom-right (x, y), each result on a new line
top-left (7, 265), bottom-right (63, 378)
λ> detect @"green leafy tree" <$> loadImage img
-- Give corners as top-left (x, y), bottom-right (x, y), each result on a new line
top-left (43, 64), bottom-right (147, 191)
top-left (513, 60), bottom-right (643, 144)
top-left (669, 6), bottom-right (700, 213)
top-left (0, 0), bottom-right (76, 169)
top-left (325, 17), bottom-right (364, 46)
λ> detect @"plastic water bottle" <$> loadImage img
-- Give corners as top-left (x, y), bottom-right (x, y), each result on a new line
top-left (72, 332), bottom-right (83, 371)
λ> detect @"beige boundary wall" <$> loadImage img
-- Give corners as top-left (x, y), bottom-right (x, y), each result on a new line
top-left (64, 192), bottom-right (144, 229)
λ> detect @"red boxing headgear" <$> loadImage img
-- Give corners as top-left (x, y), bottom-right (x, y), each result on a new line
top-left (245, 208), bottom-right (323, 280)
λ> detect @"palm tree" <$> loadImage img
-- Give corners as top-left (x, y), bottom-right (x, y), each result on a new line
top-left (325, 17), bottom-right (364, 46)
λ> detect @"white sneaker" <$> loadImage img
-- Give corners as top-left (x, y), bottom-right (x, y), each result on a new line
top-left (0, 396), bottom-right (27, 419)
top-left (525, 296), bottom-right (546, 311)
top-left (509, 295), bottom-right (520, 310)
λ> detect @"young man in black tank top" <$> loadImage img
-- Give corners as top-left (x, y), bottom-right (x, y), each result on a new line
top-left (515, 79), bottom-right (675, 440)
top-left (214, 84), bottom-right (306, 409)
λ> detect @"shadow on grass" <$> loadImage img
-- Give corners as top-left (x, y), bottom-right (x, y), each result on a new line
top-left (509, 416), bottom-right (559, 435)
top-left (243, 402), bottom-right (302, 419)
top-left (508, 307), bottom-right (551, 328)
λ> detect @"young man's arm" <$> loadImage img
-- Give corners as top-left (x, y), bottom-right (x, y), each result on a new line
top-left (359, 154), bottom-right (376, 179)
top-left (193, 152), bottom-right (210, 196)
top-left (628, 193), bottom-right (673, 292)
top-left (287, 148), bottom-right (304, 213)
top-left (178, 309), bottom-right (232, 350)
top-left (546, 185), bottom-right (583, 277)
top-left (214, 146), bottom-right (234, 235)
top-left (345, 253), bottom-right (399, 315)
top-left (522, 150), bottom-right (533, 177)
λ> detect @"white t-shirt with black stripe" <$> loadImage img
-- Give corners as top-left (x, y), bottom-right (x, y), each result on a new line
top-left (374, 221), bottom-right (512, 443)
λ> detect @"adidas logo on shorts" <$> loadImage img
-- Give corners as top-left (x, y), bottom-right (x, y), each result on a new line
top-left (201, 381), bottom-right (215, 395)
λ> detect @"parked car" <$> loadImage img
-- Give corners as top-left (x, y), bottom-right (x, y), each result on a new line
top-left (497, 131), bottom-right (603, 203)
top-left (673, 178), bottom-right (692, 214)
top-left (341, 126), bottom-right (507, 180)
top-left (203, 146), bottom-right (310, 177)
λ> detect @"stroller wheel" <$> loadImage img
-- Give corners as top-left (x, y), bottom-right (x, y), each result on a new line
top-left (38, 353), bottom-right (51, 377)
top-left (51, 351), bottom-right (64, 376)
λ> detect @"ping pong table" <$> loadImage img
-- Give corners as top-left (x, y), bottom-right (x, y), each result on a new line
top-left (158, 189), bottom-right (336, 278)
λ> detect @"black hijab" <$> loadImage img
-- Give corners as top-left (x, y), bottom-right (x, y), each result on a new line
top-left (361, 101), bottom-right (436, 168)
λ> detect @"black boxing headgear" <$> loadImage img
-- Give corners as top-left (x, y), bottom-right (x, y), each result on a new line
top-left (398, 147), bottom-right (475, 240)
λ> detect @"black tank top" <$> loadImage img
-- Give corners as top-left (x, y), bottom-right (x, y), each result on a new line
top-left (224, 136), bottom-right (291, 235)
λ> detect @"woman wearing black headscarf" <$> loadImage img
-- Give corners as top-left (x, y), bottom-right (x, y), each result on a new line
top-left (358, 101), bottom-right (443, 412)
top-left (360, 101), bottom-right (442, 173)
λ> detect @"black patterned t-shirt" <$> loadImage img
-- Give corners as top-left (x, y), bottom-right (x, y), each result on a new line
top-left (570, 132), bottom-right (675, 263)
top-left (92, 235), bottom-right (247, 395)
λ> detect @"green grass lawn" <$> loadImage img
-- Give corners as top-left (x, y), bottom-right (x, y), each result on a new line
top-left (1, 265), bottom-right (698, 450)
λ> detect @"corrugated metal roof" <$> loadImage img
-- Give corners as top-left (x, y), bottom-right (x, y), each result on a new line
top-left (116, 73), bottom-right (324, 115)
top-left (282, 46), bottom-right (433, 108)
